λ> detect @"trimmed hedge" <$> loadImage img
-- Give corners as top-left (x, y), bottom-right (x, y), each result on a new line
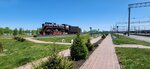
top-left (102, 33), bottom-right (108, 39)
top-left (33, 35), bottom-right (37, 37)
top-left (70, 33), bottom-right (88, 61)
top-left (86, 38), bottom-right (93, 51)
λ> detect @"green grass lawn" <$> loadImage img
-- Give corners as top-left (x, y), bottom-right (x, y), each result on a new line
top-left (116, 48), bottom-right (150, 69)
top-left (0, 38), bottom-right (70, 69)
top-left (112, 34), bottom-right (150, 46)
top-left (35, 34), bottom-right (90, 43)
top-left (0, 35), bottom-right (32, 39)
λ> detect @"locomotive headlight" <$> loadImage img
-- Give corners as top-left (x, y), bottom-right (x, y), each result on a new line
top-left (66, 26), bottom-right (69, 29)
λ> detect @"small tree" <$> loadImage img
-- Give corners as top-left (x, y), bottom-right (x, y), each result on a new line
top-left (0, 28), bottom-right (4, 35)
top-left (37, 44), bottom-right (74, 69)
top-left (0, 42), bottom-right (3, 53)
top-left (19, 28), bottom-right (23, 35)
top-left (13, 28), bottom-right (18, 36)
top-left (102, 34), bottom-right (106, 39)
top-left (36, 28), bottom-right (41, 35)
top-left (86, 38), bottom-right (93, 51)
top-left (31, 30), bottom-right (36, 35)
top-left (70, 33), bottom-right (88, 61)
top-left (4, 27), bottom-right (10, 35)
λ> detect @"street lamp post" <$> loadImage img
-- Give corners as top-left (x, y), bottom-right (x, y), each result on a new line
top-left (90, 27), bottom-right (92, 36)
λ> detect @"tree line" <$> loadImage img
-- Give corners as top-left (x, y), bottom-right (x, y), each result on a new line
top-left (0, 27), bottom-right (41, 36)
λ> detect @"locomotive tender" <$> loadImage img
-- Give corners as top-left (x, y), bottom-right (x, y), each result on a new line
top-left (40, 22), bottom-right (81, 35)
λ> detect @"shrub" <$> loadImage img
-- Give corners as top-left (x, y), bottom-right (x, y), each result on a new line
top-left (13, 37), bottom-right (19, 40)
top-left (93, 38), bottom-right (100, 47)
top-left (37, 46), bottom-right (74, 69)
top-left (0, 42), bottom-right (3, 53)
top-left (105, 33), bottom-right (108, 36)
top-left (20, 38), bottom-right (25, 42)
top-left (39, 55), bottom-right (74, 69)
top-left (33, 35), bottom-right (37, 37)
top-left (70, 33), bottom-right (88, 61)
top-left (101, 34), bottom-right (106, 39)
top-left (13, 37), bottom-right (25, 42)
top-left (86, 39), bottom-right (93, 51)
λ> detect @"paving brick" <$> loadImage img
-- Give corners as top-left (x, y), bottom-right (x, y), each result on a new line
top-left (80, 34), bottom-right (120, 69)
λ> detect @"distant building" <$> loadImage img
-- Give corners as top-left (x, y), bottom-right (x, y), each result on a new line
top-left (40, 22), bottom-right (81, 35)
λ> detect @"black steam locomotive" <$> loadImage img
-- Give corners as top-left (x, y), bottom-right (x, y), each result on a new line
top-left (40, 22), bottom-right (81, 35)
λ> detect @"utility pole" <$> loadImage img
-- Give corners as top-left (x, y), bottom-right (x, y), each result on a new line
top-left (128, 1), bottom-right (150, 36)
top-left (128, 7), bottom-right (131, 36)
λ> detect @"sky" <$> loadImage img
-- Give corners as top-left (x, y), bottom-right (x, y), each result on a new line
top-left (0, 0), bottom-right (150, 31)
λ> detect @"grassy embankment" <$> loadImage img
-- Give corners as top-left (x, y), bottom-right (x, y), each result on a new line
top-left (0, 37), bottom-right (70, 69)
top-left (112, 34), bottom-right (150, 46)
top-left (116, 48), bottom-right (150, 69)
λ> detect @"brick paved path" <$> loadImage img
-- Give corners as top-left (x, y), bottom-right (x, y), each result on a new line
top-left (80, 35), bottom-right (120, 69)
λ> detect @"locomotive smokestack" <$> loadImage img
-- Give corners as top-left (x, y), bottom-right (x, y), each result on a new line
top-left (42, 24), bottom-right (44, 28)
